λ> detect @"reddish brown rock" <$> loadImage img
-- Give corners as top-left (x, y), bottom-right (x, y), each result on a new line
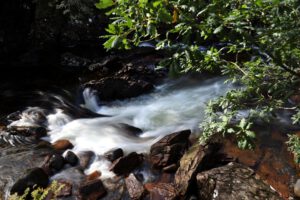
top-left (79, 179), bottom-right (107, 200)
top-left (86, 171), bottom-right (102, 181)
top-left (110, 152), bottom-right (144, 175)
top-left (150, 130), bottom-right (191, 169)
top-left (125, 173), bottom-right (146, 200)
top-left (196, 162), bottom-right (282, 200)
top-left (174, 144), bottom-right (214, 198)
top-left (147, 183), bottom-right (177, 200)
top-left (52, 139), bottom-right (73, 151)
top-left (220, 131), bottom-right (299, 199)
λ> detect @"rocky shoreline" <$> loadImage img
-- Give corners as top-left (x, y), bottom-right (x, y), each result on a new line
top-left (0, 49), bottom-right (298, 200)
top-left (0, 127), bottom-right (287, 200)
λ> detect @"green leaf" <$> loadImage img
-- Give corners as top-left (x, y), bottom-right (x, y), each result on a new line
top-left (213, 26), bottom-right (223, 34)
top-left (95, 0), bottom-right (115, 9)
top-left (239, 118), bottom-right (247, 129)
top-left (103, 35), bottom-right (119, 49)
top-left (245, 131), bottom-right (256, 138)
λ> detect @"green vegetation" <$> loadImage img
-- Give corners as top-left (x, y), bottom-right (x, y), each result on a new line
top-left (96, 0), bottom-right (300, 158)
top-left (287, 134), bottom-right (300, 163)
top-left (9, 181), bottom-right (64, 200)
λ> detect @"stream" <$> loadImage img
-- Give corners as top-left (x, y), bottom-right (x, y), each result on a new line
top-left (1, 63), bottom-right (298, 200)
top-left (7, 75), bottom-right (231, 180)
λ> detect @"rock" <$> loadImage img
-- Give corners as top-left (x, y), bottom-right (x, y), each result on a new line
top-left (125, 173), bottom-right (146, 200)
top-left (110, 152), bottom-right (144, 175)
top-left (64, 151), bottom-right (78, 166)
top-left (56, 180), bottom-right (73, 198)
top-left (294, 179), bottom-right (300, 197)
top-left (147, 183), bottom-right (177, 200)
top-left (102, 178), bottom-right (130, 200)
top-left (77, 151), bottom-right (95, 169)
top-left (104, 148), bottom-right (124, 162)
top-left (0, 126), bottom-right (48, 146)
top-left (174, 144), bottom-right (214, 198)
top-left (163, 164), bottom-right (178, 173)
top-left (85, 77), bottom-right (154, 101)
top-left (150, 130), bottom-right (191, 169)
top-left (196, 162), bottom-right (282, 200)
top-left (52, 167), bottom-right (85, 198)
top-left (86, 171), bottom-right (102, 181)
top-left (116, 123), bottom-right (143, 136)
top-left (43, 154), bottom-right (65, 174)
top-left (10, 168), bottom-right (49, 195)
top-left (52, 139), bottom-right (74, 151)
top-left (0, 144), bottom-right (54, 200)
top-left (8, 126), bottom-right (47, 139)
top-left (79, 179), bottom-right (107, 200)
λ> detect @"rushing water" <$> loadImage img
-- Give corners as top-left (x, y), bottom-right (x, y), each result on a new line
top-left (7, 76), bottom-right (231, 178)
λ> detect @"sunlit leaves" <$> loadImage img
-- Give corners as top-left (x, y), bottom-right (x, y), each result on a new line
top-left (96, 0), bottom-right (300, 152)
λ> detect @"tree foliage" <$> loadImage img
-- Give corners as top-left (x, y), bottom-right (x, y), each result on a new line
top-left (96, 0), bottom-right (300, 152)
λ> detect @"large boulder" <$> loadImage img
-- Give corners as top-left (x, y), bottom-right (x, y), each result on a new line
top-left (196, 162), bottom-right (282, 200)
top-left (174, 144), bottom-right (215, 198)
top-left (150, 130), bottom-right (191, 169)
top-left (85, 77), bottom-right (154, 101)
top-left (0, 144), bottom-right (54, 199)
top-left (10, 168), bottom-right (49, 195)
top-left (83, 51), bottom-right (167, 101)
top-left (110, 152), bottom-right (144, 176)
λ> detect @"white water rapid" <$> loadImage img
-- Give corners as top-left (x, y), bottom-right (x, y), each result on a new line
top-left (10, 76), bottom-right (231, 179)
top-left (47, 76), bottom-right (231, 178)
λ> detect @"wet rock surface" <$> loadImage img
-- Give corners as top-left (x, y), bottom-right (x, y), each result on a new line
top-left (148, 183), bottom-right (177, 200)
top-left (0, 144), bottom-right (54, 199)
top-left (52, 167), bottom-right (86, 198)
top-left (125, 173), bottom-right (146, 200)
top-left (110, 152), bottom-right (144, 176)
top-left (64, 151), bottom-right (79, 166)
top-left (83, 50), bottom-right (166, 101)
top-left (102, 178), bottom-right (130, 200)
top-left (85, 77), bottom-right (154, 101)
top-left (174, 144), bottom-right (215, 198)
top-left (77, 151), bottom-right (95, 170)
top-left (104, 148), bottom-right (124, 163)
top-left (150, 130), bottom-right (191, 169)
top-left (86, 171), bottom-right (102, 182)
top-left (52, 139), bottom-right (74, 152)
top-left (42, 153), bottom-right (65, 175)
top-left (220, 130), bottom-right (299, 199)
top-left (196, 162), bottom-right (282, 200)
top-left (10, 168), bottom-right (49, 196)
top-left (79, 179), bottom-right (107, 200)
